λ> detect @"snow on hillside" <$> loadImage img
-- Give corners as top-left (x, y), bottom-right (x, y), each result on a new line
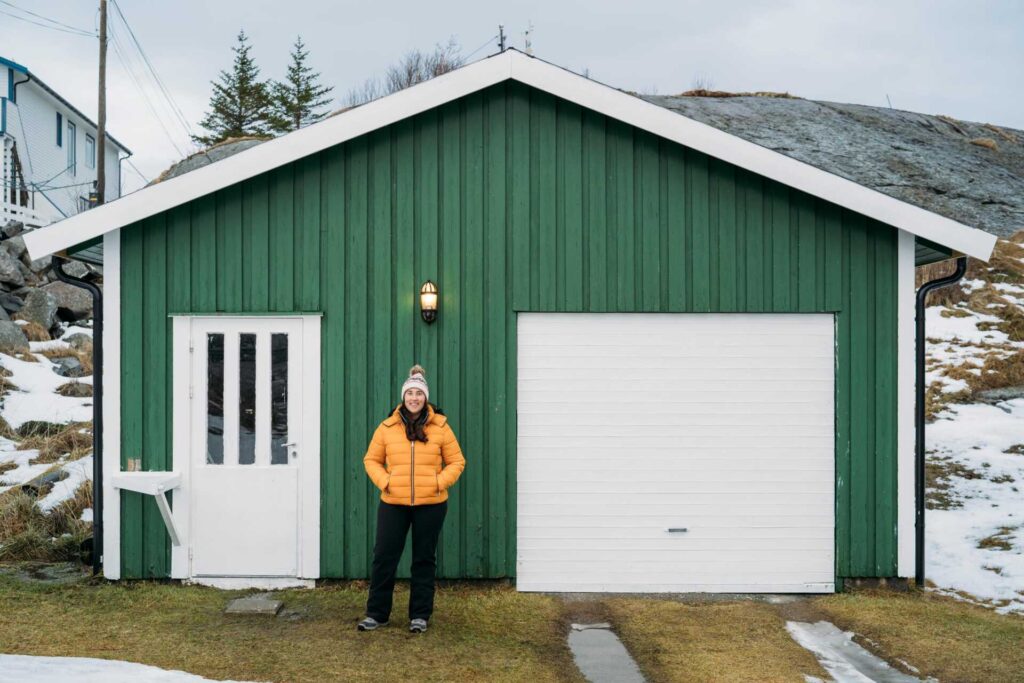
top-left (924, 236), bottom-right (1024, 615)
top-left (0, 325), bottom-right (94, 513)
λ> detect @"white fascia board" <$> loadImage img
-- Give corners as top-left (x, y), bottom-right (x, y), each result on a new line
top-left (24, 50), bottom-right (997, 262)
top-left (508, 54), bottom-right (997, 261)
top-left (22, 53), bottom-right (514, 260)
top-left (896, 230), bottom-right (916, 576)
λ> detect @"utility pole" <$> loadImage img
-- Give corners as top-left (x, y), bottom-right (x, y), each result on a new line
top-left (96, 0), bottom-right (107, 206)
top-left (524, 22), bottom-right (534, 56)
top-left (498, 25), bottom-right (506, 51)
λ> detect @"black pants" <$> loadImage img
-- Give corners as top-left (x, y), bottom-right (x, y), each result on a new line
top-left (366, 500), bottom-right (448, 622)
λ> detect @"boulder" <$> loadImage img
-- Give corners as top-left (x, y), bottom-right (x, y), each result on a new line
top-left (0, 320), bottom-right (29, 352)
top-left (19, 261), bottom-right (42, 287)
top-left (3, 236), bottom-right (26, 261)
top-left (57, 260), bottom-right (90, 279)
top-left (16, 420), bottom-right (66, 438)
top-left (0, 307), bottom-right (8, 322)
top-left (64, 332), bottom-right (93, 350)
top-left (0, 249), bottom-right (25, 287)
top-left (27, 254), bottom-right (52, 274)
top-left (1, 221), bottom-right (24, 239)
top-left (43, 282), bottom-right (93, 321)
top-left (19, 289), bottom-right (57, 329)
top-left (0, 292), bottom-right (23, 314)
top-left (51, 356), bottom-right (87, 378)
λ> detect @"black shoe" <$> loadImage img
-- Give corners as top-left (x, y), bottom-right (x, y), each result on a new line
top-left (357, 616), bottom-right (388, 631)
top-left (409, 618), bottom-right (428, 633)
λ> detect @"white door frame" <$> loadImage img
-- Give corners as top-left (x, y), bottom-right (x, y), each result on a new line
top-left (169, 314), bottom-right (321, 582)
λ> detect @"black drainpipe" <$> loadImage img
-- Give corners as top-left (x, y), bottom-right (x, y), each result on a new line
top-left (915, 256), bottom-right (967, 588)
top-left (52, 256), bottom-right (103, 576)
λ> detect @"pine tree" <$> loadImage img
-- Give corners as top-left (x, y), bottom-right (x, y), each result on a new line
top-left (192, 30), bottom-right (272, 147)
top-left (268, 37), bottom-right (335, 134)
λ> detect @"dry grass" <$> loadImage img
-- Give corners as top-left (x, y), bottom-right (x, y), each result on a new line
top-left (0, 416), bottom-right (16, 440)
top-left (0, 461), bottom-right (16, 476)
top-left (977, 526), bottom-right (1018, 551)
top-left (983, 123), bottom-right (1019, 144)
top-left (969, 137), bottom-right (999, 151)
top-left (56, 381), bottom-right (93, 397)
top-left (675, 89), bottom-right (799, 99)
top-left (0, 580), bottom-right (579, 683)
top-left (924, 381), bottom-right (971, 421)
top-left (604, 598), bottom-right (828, 682)
top-left (11, 320), bottom-right (50, 342)
top-left (19, 422), bottom-right (92, 465)
top-left (926, 456), bottom-right (984, 509)
top-left (813, 588), bottom-right (1024, 683)
top-left (0, 480), bottom-right (91, 562)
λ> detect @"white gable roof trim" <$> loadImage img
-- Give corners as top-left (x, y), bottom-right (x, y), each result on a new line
top-left (24, 50), bottom-right (996, 262)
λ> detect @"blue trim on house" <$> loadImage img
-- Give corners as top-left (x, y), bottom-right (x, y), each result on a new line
top-left (0, 54), bottom-right (132, 154)
top-left (56, 111), bottom-right (62, 146)
top-left (1, 98), bottom-right (6, 135)
top-left (0, 57), bottom-right (28, 75)
top-left (7, 68), bottom-right (13, 101)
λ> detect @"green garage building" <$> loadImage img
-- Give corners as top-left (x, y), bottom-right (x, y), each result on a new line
top-left (24, 50), bottom-right (996, 591)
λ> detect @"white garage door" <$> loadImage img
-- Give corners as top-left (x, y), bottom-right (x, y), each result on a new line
top-left (517, 313), bottom-right (835, 593)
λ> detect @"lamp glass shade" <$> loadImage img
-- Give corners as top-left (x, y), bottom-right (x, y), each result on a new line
top-left (420, 281), bottom-right (438, 323)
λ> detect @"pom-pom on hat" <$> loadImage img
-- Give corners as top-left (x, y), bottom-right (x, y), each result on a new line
top-left (401, 364), bottom-right (429, 402)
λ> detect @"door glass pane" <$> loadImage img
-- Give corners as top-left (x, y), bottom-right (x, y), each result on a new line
top-left (271, 333), bottom-right (289, 464)
top-left (239, 333), bottom-right (256, 465)
top-left (206, 333), bottom-right (224, 465)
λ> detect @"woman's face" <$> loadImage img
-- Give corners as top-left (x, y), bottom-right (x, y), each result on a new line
top-left (404, 388), bottom-right (426, 414)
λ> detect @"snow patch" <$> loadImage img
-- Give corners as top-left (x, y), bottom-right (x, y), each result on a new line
top-left (785, 620), bottom-right (933, 682)
top-left (0, 352), bottom-right (93, 429)
top-left (36, 455), bottom-right (92, 512)
top-left (926, 399), bottom-right (1024, 614)
top-left (0, 654), bottom-right (264, 683)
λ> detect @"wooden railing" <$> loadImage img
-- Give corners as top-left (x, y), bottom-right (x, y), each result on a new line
top-left (0, 199), bottom-right (54, 228)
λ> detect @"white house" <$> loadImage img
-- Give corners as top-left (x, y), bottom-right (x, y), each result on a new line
top-left (2, 55), bottom-right (130, 228)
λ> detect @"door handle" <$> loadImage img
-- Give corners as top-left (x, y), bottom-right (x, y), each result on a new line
top-left (283, 441), bottom-right (298, 458)
top-left (666, 528), bottom-right (688, 533)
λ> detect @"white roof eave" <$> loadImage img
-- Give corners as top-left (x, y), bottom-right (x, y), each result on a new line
top-left (23, 50), bottom-right (998, 263)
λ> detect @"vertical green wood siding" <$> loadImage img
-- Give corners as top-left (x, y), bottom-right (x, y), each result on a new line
top-left (119, 82), bottom-right (898, 580)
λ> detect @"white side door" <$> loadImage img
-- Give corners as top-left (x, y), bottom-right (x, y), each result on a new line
top-left (171, 316), bottom-right (320, 579)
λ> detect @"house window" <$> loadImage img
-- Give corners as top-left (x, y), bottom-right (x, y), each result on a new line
top-left (85, 134), bottom-right (95, 169)
top-left (67, 121), bottom-right (76, 175)
top-left (56, 112), bottom-right (62, 146)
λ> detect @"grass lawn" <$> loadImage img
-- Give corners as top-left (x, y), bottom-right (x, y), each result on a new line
top-left (603, 587), bottom-right (1024, 683)
top-left (3, 568), bottom-right (1023, 683)
top-left (814, 588), bottom-right (1024, 683)
top-left (0, 570), bottom-right (582, 683)
top-left (599, 598), bottom-right (830, 682)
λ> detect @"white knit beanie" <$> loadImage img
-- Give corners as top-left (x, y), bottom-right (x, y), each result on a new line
top-left (401, 364), bottom-right (429, 402)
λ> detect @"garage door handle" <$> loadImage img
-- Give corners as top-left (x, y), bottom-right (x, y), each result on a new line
top-left (666, 528), bottom-right (688, 533)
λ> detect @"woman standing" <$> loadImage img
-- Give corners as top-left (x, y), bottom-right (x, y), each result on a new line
top-left (358, 365), bottom-right (466, 633)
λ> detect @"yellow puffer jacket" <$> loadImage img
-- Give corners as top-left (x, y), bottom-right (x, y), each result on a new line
top-left (363, 404), bottom-right (466, 506)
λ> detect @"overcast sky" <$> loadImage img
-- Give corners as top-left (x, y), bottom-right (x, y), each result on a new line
top-left (3, 0), bottom-right (1022, 194)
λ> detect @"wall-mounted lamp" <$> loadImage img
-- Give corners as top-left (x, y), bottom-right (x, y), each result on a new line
top-left (420, 280), bottom-right (438, 324)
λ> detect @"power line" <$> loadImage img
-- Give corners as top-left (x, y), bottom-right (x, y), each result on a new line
top-left (464, 34), bottom-right (499, 62)
top-left (126, 158), bottom-right (150, 184)
top-left (108, 22), bottom-right (186, 158)
top-left (0, 0), bottom-right (92, 33)
top-left (109, 0), bottom-right (194, 141)
top-left (0, 7), bottom-right (95, 36)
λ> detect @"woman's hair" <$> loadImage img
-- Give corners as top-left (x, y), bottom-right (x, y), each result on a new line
top-left (399, 402), bottom-right (431, 442)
